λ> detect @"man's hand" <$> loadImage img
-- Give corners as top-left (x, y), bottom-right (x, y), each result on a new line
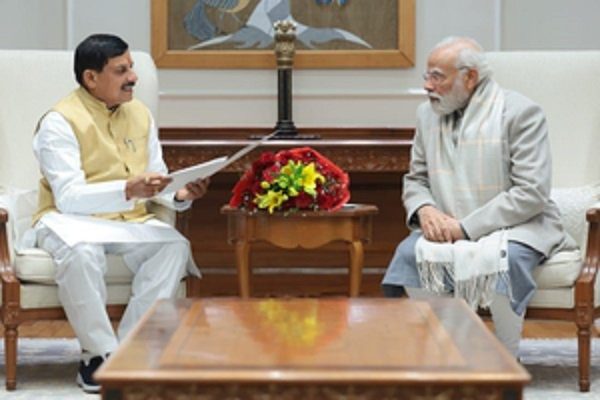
top-left (125, 173), bottom-right (172, 200)
top-left (417, 205), bottom-right (465, 243)
top-left (175, 177), bottom-right (210, 202)
top-left (445, 218), bottom-right (466, 242)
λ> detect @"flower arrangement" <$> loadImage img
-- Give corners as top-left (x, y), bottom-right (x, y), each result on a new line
top-left (229, 147), bottom-right (350, 213)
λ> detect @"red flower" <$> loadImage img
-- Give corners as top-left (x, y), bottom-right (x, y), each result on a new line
top-left (294, 192), bottom-right (314, 209)
top-left (229, 147), bottom-right (350, 212)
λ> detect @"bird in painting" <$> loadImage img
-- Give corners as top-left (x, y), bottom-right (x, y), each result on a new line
top-left (186, 0), bottom-right (371, 50)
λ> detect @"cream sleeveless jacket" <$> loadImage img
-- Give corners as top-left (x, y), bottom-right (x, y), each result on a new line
top-left (34, 87), bottom-right (152, 223)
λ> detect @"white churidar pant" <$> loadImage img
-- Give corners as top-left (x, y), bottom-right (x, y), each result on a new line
top-left (36, 225), bottom-right (188, 356)
top-left (488, 292), bottom-right (525, 357)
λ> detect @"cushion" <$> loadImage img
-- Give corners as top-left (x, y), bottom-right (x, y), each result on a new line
top-left (529, 272), bottom-right (600, 309)
top-left (534, 249), bottom-right (582, 289)
top-left (529, 287), bottom-right (575, 309)
top-left (15, 248), bottom-right (134, 285)
top-left (20, 281), bottom-right (186, 309)
top-left (550, 182), bottom-right (600, 246)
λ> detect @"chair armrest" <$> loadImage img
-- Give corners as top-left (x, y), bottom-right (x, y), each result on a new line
top-left (0, 207), bottom-right (19, 286)
top-left (575, 205), bottom-right (600, 289)
top-left (586, 205), bottom-right (600, 224)
top-left (1, 207), bottom-right (21, 328)
top-left (0, 207), bottom-right (9, 266)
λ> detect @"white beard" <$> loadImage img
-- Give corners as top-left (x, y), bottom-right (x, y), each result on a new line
top-left (429, 79), bottom-right (471, 116)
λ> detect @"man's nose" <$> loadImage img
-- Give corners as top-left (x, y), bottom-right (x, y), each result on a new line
top-left (129, 71), bottom-right (138, 83)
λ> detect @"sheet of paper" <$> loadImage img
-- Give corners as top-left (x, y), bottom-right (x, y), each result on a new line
top-left (162, 156), bottom-right (228, 194)
top-left (161, 130), bottom-right (279, 194)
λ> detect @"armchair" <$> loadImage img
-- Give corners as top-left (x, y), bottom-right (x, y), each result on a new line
top-left (487, 51), bottom-right (600, 392)
top-left (0, 50), bottom-right (189, 390)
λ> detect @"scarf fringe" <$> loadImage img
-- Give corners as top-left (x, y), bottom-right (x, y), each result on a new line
top-left (418, 260), bottom-right (512, 310)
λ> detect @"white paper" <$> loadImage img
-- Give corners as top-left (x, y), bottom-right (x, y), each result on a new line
top-left (41, 212), bottom-right (186, 247)
top-left (161, 130), bottom-right (279, 195)
top-left (162, 156), bottom-right (228, 195)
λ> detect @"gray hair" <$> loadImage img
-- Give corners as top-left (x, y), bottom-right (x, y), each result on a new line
top-left (431, 36), bottom-right (492, 83)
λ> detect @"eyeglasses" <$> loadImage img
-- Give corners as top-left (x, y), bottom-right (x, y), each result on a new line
top-left (422, 67), bottom-right (469, 85)
top-left (422, 70), bottom-right (447, 85)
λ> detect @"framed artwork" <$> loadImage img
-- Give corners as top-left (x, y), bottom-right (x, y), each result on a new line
top-left (151, 0), bottom-right (415, 69)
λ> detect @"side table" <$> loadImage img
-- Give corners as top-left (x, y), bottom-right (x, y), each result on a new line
top-left (221, 204), bottom-right (378, 297)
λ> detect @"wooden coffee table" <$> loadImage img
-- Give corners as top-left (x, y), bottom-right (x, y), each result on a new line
top-left (95, 297), bottom-right (530, 399)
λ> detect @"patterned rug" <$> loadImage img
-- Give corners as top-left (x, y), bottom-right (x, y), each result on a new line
top-left (0, 338), bottom-right (598, 399)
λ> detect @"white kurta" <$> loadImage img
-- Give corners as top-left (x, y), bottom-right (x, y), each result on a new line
top-left (31, 111), bottom-right (191, 241)
top-left (30, 110), bottom-right (197, 358)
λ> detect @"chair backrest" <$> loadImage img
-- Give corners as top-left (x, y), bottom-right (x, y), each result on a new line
top-left (0, 50), bottom-right (158, 191)
top-left (487, 51), bottom-right (600, 247)
top-left (486, 51), bottom-right (600, 188)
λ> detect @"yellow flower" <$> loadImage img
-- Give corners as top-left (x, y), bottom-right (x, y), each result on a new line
top-left (255, 189), bottom-right (288, 213)
top-left (276, 161), bottom-right (301, 192)
top-left (300, 162), bottom-right (325, 196)
top-left (280, 161), bottom-right (296, 179)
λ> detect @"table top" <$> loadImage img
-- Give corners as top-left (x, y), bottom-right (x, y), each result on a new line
top-left (96, 297), bottom-right (529, 387)
top-left (221, 203), bottom-right (379, 218)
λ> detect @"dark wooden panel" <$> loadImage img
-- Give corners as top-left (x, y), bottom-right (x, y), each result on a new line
top-left (160, 127), bottom-right (414, 297)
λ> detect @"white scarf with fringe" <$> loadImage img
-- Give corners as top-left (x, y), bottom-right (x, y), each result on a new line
top-left (416, 77), bottom-right (511, 309)
top-left (416, 231), bottom-right (510, 309)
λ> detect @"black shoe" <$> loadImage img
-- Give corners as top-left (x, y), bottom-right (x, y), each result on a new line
top-left (76, 354), bottom-right (105, 393)
top-left (381, 284), bottom-right (407, 298)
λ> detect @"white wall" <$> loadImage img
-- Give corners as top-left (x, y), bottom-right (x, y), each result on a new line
top-left (1, 0), bottom-right (598, 128)
top-left (0, 0), bottom-right (66, 49)
top-left (502, 0), bottom-right (600, 50)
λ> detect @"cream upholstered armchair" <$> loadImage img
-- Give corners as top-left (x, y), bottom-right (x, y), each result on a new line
top-left (486, 51), bottom-right (600, 392)
top-left (0, 50), bottom-right (188, 390)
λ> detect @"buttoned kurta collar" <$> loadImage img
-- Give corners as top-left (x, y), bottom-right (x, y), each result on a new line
top-left (76, 86), bottom-right (121, 117)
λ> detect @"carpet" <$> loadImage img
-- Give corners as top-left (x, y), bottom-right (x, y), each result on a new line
top-left (0, 338), bottom-right (598, 399)
top-left (519, 338), bottom-right (600, 399)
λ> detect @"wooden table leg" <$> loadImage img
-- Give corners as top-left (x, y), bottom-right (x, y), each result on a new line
top-left (235, 241), bottom-right (251, 298)
top-left (348, 240), bottom-right (364, 297)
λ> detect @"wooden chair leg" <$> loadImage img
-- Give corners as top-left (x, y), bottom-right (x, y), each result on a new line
top-left (574, 279), bottom-right (594, 392)
top-left (2, 280), bottom-right (22, 391)
top-left (576, 317), bottom-right (592, 392)
top-left (4, 323), bottom-right (18, 390)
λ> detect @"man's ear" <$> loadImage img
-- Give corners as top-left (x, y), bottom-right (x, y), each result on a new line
top-left (465, 68), bottom-right (479, 92)
top-left (82, 69), bottom-right (97, 90)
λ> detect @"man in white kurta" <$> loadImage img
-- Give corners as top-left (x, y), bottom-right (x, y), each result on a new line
top-left (32, 34), bottom-right (209, 393)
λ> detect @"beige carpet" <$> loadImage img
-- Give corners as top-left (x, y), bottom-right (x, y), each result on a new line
top-left (519, 338), bottom-right (600, 399)
top-left (0, 339), bottom-right (96, 399)
top-left (0, 338), bottom-right (598, 399)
